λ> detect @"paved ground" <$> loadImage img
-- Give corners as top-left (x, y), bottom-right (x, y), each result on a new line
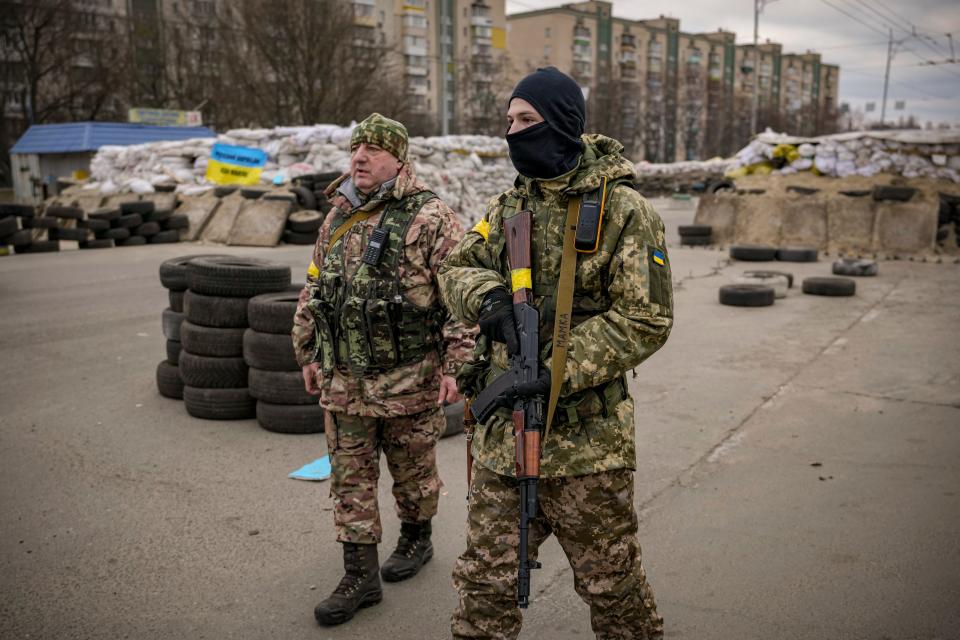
top-left (1, 198), bottom-right (958, 639)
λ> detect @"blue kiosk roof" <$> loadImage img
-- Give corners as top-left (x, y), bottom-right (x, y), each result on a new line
top-left (10, 122), bottom-right (216, 154)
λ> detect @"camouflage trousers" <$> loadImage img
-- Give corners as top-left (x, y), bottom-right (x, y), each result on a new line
top-left (451, 466), bottom-right (663, 640)
top-left (325, 407), bottom-right (444, 544)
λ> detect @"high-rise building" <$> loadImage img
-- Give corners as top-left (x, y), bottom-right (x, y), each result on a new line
top-left (506, 1), bottom-right (840, 161)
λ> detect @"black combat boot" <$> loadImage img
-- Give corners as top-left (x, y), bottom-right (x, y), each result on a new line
top-left (380, 520), bottom-right (433, 583)
top-left (314, 542), bottom-right (382, 626)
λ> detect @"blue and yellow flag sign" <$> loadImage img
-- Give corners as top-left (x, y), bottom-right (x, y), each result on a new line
top-left (206, 143), bottom-right (267, 186)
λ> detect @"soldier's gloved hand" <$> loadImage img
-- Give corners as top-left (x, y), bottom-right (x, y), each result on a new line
top-left (478, 288), bottom-right (519, 355)
top-left (510, 363), bottom-right (551, 401)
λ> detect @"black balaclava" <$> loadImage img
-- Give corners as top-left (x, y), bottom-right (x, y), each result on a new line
top-left (506, 66), bottom-right (586, 180)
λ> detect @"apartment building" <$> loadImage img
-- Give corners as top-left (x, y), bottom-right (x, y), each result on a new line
top-left (506, 0), bottom-right (840, 161)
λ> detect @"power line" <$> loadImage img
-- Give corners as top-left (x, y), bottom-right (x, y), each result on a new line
top-left (857, 0), bottom-right (952, 57)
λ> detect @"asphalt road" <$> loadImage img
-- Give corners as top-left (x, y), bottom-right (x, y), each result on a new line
top-left (1, 198), bottom-right (958, 639)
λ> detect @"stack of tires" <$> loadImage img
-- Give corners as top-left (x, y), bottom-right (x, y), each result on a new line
top-left (283, 211), bottom-right (324, 246)
top-left (245, 290), bottom-right (325, 434)
top-left (44, 205), bottom-right (90, 246)
top-left (97, 201), bottom-right (181, 247)
top-left (678, 224), bottom-right (712, 247)
top-left (176, 257), bottom-right (292, 420)
top-left (1, 204), bottom-right (35, 255)
top-left (156, 256), bottom-right (211, 401)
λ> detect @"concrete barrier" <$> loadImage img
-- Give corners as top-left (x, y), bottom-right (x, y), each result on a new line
top-left (693, 194), bottom-right (738, 244)
top-left (826, 195), bottom-right (875, 255)
top-left (780, 194), bottom-right (828, 247)
top-left (874, 199), bottom-right (937, 254)
top-left (733, 192), bottom-right (783, 245)
top-left (201, 193), bottom-right (245, 244)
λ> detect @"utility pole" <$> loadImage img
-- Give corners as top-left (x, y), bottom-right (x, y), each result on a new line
top-left (750, 0), bottom-right (759, 136)
top-left (880, 28), bottom-right (893, 128)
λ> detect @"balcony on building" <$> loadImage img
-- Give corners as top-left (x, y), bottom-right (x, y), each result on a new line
top-left (403, 35), bottom-right (428, 57)
top-left (471, 24), bottom-right (493, 46)
top-left (404, 54), bottom-right (429, 76)
top-left (471, 1), bottom-right (492, 27)
top-left (353, 0), bottom-right (376, 27)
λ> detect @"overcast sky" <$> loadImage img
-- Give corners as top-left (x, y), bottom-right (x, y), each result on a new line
top-left (506, 0), bottom-right (960, 127)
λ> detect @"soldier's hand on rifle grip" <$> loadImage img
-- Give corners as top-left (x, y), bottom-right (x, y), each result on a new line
top-left (511, 361), bottom-right (551, 401)
top-left (477, 288), bottom-right (520, 356)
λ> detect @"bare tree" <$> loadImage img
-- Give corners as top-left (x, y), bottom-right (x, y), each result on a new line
top-left (455, 52), bottom-right (514, 136)
top-left (216, 0), bottom-right (408, 128)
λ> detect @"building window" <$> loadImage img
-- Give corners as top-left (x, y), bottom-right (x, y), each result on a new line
top-left (545, 27), bottom-right (551, 38)
top-left (544, 44), bottom-right (551, 57)
top-left (403, 14), bottom-right (427, 28)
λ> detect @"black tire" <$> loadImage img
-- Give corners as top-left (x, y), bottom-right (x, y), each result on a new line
top-left (832, 258), bottom-right (878, 277)
top-left (18, 240), bottom-right (59, 253)
top-left (120, 200), bottom-right (155, 215)
top-left (100, 227), bottom-right (131, 241)
top-left (775, 247), bottom-right (819, 262)
top-left (187, 256), bottom-right (291, 297)
top-left (706, 179), bottom-right (735, 194)
top-left (184, 290), bottom-right (250, 328)
top-left (79, 239), bottom-right (113, 249)
top-left (730, 245), bottom-right (777, 261)
top-left (183, 386), bottom-right (256, 420)
top-left (283, 229), bottom-right (319, 245)
top-left (47, 205), bottom-right (84, 220)
top-left (442, 401), bottom-right (465, 438)
top-left (0, 216), bottom-right (18, 236)
top-left (116, 213), bottom-right (143, 229)
top-left (180, 320), bottom-right (245, 357)
top-left (179, 352), bottom-right (248, 388)
top-left (146, 208), bottom-right (173, 223)
top-left (49, 227), bottom-right (89, 242)
top-left (287, 210), bottom-right (323, 233)
top-left (162, 308), bottom-right (185, 340)
top-left (116, 236), bottom-right (146, 246)
top-left (164, 214), bottom-right (189, 230)
top-left (134, 221), bottom-right (161, 237)
top-left (872, 185), bottom-right (916, 202)
top-left (241, 187), bottom-right (267, 199)
top-left (89, 207), bottom-right (121, 221)
top-left (166, 339), bottom-right (182, 365)
top-left (215, 185), bottom-right (239, 197)
top-left (839, 190), bottom-right (871, 198)
top-left (22, 217), bottom-right (58, 229)
top-left (743, 269), bottom-right (794, 288)
top-left (678, 224), bottom-right (712, 237)
top-left (248, 290), bottom-right (301, 334)
top-left (718, 284), bottom-right (775, 307)
top-left (680, 235), bottom-right (711, 246)
top-left (243, 329), bottom-right (299, 371)
top-left (802, 277), bottom-right (856, 296)
top-left (289, 186), bottom-right (318, 211)
top-left (786, 185), bottom-right (819, 195)
top-left (158, 254), bottom-right (232, 291)
top-left (148, 230), bottom-right (180, 244)
top-left (79, 218), bottom-right (110, 231)
top-left (256, 401), bottom-right (324, 434)
top-left (11, 229), bottom-right (33, 247)
top-left (154, 183), bottom-right (177, 193)
top-left (156, 361), bottom-right (184, 399)
top-left (169, 289), bottom-right (185, 312)
top-left (248, 368), bottom-right (317, 405)
top-left (0, 204), bottom-right (35, 218)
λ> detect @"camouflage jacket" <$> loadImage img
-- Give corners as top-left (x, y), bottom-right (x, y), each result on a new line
top-left (292, 164), bottom-right (476, 417)
top-left (437, 134), bottom-right (673, 477)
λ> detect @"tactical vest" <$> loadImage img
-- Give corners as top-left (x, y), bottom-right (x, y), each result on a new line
top-left (308, 190), bottom-right (446, 375)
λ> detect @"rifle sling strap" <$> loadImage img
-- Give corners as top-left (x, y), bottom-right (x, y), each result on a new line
top-left (325, 204), bottom-right (385, 253)
top-left (545, 196), bottom-right (580, 442)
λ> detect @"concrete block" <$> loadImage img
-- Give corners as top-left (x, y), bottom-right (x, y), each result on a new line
top-left (140, 192), bottom-right (178, 212)
top-left (228, 198), bottom-right (292, 247)
top-left (826, 195), bottom-right (875, 255)
top-left (874, 199), bottom-right (937, 254)
top-left (780, 194), bottom-right (828, 247)
top-left (693, 193), bottom-right (738, 244)
top-left (733, 193), bottom-right (783, 246)
top-left (201, 194), bottom-right (245, 244)
top-left (177, 195), bottom-right (221, 242)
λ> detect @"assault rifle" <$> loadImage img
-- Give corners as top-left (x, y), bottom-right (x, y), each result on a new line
top-left (469, 208), bottom-right (543, 608)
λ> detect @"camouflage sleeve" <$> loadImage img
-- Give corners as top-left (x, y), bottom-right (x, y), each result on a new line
top-left (437, 195), bottom-right (508, 325)
top-left (553, 188), bottom-right (674, 395)
top-left (421, 199), bottom-right (478, 375)
top-left (291, 211), bottom-right (335, 367)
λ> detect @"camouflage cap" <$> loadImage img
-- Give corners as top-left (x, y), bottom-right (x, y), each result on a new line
top-left (351, 113), bottom-right (409, 161)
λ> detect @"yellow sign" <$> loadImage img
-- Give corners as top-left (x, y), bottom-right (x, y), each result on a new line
top-left (129, 108), bottom-right (202, 126)
top-left (492, 27), bottom-right (506, 49)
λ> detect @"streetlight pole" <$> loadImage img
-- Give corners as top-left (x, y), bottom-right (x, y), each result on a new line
top-left (751, 0), bottom-right (759, 136)
top-left (880, 29), bottom-right (893, 128)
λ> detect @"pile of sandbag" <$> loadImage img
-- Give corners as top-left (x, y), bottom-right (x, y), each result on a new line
top-left (634, 158), bottom-right (737, 194)
top-left (85, 125), bottom-right (516, 225)
top-left (728, 129), bottom-right (960, 183)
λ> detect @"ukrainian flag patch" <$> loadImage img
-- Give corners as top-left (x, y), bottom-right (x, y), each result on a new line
top-left (652, 249), bottom-right (666, 266)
